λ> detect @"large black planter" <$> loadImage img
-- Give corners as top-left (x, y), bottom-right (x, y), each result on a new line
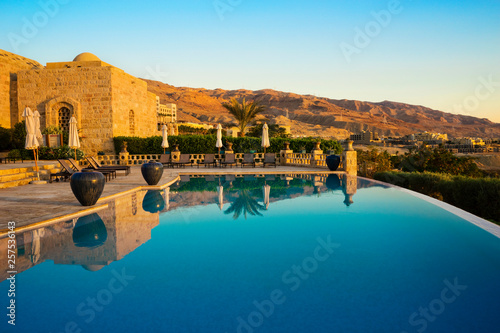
top-left (141, 160), bottom-right (163, 185)
top-left (142, 190), bottom-right (165, 213)
top-left (325, 155), bottom-right (341, 171)
top-left (72, 213), bottom-right (107, 248)
top-left (70, 170), bottom-right (105, 206)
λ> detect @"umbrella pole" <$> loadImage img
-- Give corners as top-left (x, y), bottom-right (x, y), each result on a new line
top-left (163, 148), bottom-right (166, 154)
top-left (33, 149), bottom-right (39, 180)
top-left (74, 148), bottom-right (77, 160)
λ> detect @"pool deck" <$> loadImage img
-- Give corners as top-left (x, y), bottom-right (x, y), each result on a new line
top-left (0, 161), bottom-right (335, 231)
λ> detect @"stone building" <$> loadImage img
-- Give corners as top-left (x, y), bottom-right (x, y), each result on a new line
top-left (1, 49), bottom-right (163, 154)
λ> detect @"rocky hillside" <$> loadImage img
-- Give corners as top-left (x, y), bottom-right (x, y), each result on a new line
top-left (145, 79), bottom-right (500, 139)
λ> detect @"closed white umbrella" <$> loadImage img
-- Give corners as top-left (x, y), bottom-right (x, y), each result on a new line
top-left (23, 107), bottom-right (40, 180)
top-left (263, 184), bottom-right (270, 210)
top-left (68, 116), bottom-right (80, 160)
top-left (216, 123), bottom-right (223, 155)
top-left (161, 124), bottom-right (169, 153)
top-left (261, 123), bottom-right (270, 154)
top-left (33, 110), bottom-right (43, 142)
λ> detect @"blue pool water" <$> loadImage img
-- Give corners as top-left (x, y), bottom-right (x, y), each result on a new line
top-left (2, 174), bottom-right (500, 332)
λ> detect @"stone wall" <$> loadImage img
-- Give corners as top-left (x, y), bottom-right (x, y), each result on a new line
top-left (110, 68), bottom-right (158, 139)
top-left (17, 66), bottom-right (115, 154)
top-left (0, 49), bottom-right (42, 128)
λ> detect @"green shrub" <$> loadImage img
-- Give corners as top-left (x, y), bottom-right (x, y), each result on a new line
top-left (38, 145), bottom-right (85, 160)
top-left (374, 171), bottom-right (500, 223)
top-left (0, 127), bottom-right (13, 151)
top-left (113, 135), bottom-right (343, 155)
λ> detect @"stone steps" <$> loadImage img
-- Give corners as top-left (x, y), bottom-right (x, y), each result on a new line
top-left (0, 163), bottom-right (60, 189)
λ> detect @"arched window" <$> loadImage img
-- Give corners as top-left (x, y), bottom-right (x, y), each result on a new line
top-left (129, 110), bottom-right (135, 135)
top-left (58, 107), bottom-right (71, 132)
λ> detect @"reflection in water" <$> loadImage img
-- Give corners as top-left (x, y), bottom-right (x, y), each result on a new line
top-left (326, 174), bottom-right (341, 191)
top-left (0, 189), bottom-right (161, 282)
top-left (224, 189), bottom-right (266, 220)
top-left (142, 190), bottom-right (166, 213)
top-left (0, 174), bottom-right (368, 282)
top-left (72, 213), bottom-right (108, 248)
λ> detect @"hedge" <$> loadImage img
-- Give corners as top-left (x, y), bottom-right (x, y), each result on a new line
top-left (113, 135), bottom-right (343, 155)
top-left (374, 171), bottom-right (500, 223)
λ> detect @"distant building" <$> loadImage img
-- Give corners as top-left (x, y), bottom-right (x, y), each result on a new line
top-left (350, 131), bottom-right (380, 144)
top-left (410, 131), bottom-right (448, 143)
top-left (156, 98), bottom-right (177, 129)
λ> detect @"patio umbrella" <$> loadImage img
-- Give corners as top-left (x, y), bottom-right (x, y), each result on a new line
top-left (263, 184), bottom-right (271, 210)
top-left (161, 124), bottom-right (169, 154)
top-left (33, 110), bottom-right (43, 142)
top-left (33, 110), bottom-right (43, 175)
top-left (216, 123), bottom-right (223, 155)
top-left (23, 107), bottom-right (40, 180)
top-left (217, 185), bottom-right (224, 210)
top-left (68, 116), bottom-right (80, 160)
top-left (261, 123), bottom-right (270, 154)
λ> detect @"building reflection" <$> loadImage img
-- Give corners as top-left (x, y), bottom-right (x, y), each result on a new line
top-left (0, 190), bottom-right (161, 282)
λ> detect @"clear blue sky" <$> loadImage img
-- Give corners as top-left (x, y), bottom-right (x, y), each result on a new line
top-left (1, 0), bottom-right (499, 121)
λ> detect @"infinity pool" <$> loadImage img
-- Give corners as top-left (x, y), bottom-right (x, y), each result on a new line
top-left (2, 173), bottom-right (500, 332)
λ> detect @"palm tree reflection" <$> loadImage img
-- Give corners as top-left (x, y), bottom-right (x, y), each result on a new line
top-left (224, 189), bottom-right (266, 220)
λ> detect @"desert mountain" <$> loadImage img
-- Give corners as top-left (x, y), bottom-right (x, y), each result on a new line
top-left (145, 79), bottom-right (500, 139)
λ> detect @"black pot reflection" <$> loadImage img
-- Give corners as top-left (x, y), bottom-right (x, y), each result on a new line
top-left (326, 174), bottom-right (341, 191)
top-left (142, 190), bottom-right (165, 214)
top-left (72, 213), bottom-right (108, 248)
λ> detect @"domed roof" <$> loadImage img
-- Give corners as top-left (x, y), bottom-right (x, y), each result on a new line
top-left (73, 52), bottom-right (101, 62)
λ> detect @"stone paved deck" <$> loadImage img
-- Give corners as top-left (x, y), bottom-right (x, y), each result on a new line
top-left (0, 164), bottom-right (333, 231)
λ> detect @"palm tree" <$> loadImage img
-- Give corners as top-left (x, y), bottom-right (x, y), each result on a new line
top-left (222, 98), bottom-right (265, 137)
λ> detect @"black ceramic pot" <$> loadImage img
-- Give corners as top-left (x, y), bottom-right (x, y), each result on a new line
top-left (325, 155), bottom-right (341, 171)
top-left (70, 170), bottom-right (105, 206)
top-left (72, 213), bottom-right (107, 248)
top-left (141, 160), bottom-right (164, 185)
top-left (142, 190), bottom-right (165, 213)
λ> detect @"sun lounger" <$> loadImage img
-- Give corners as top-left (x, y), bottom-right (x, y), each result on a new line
top-left (171, 154), bottom-right (193, 168)
top-left (159, 154), bottom-right (172, 168)
top-left (68, 158), bottom-right (116, 180)
top-left (221, 153), bottom-right (237, 167)
top-left (241, 153), bottom-right (255, 168)
top-left (263, 153), bottom-right (277, 168)
top-left (198, 154), bottom-right (216, 168)
top-left (87, 156), bottom-right (131, 175)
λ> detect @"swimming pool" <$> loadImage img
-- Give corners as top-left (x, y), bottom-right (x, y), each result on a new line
top-left (2, 173), bottom-right (500, 332)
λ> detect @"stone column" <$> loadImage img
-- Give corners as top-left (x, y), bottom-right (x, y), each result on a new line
top-left (342, 139), bottom-right (357, 175)
top-left (279, 141), bottom-right (293, 166)
top-left (310, 141), bottom-right (323, 167)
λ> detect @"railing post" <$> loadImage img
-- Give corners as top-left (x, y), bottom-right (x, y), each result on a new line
top-left (119, 141), bottom-right (129, 165)
top-left (310, 141), bottom-right (323, 167)
top-left (171, 144), bottom-right (180, 162)
top-left (342, 139), bottom-right (357, 175)
top-left (280, 141), bottom-right (293, 166)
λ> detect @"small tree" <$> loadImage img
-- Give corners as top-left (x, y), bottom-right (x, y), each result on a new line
top-left (222, 98), bottom-right (265, 137)
top-left (247, 123), bottom-right (289, 138)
